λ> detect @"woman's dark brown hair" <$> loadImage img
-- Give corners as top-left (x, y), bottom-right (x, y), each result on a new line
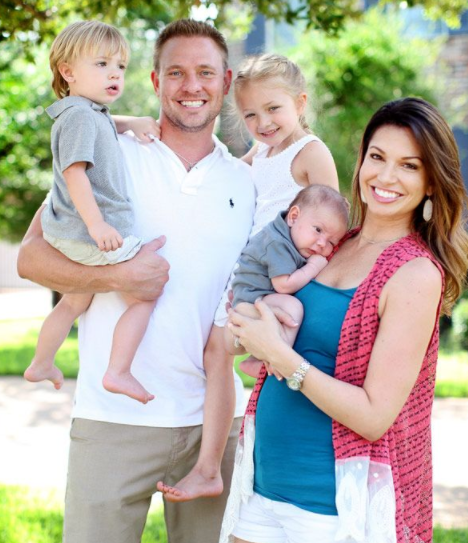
top-left (351, 97), bottom-right (468, 314)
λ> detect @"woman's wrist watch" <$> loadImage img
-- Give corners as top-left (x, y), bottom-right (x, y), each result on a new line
top-left (286, 359), bottom-right (311, 391)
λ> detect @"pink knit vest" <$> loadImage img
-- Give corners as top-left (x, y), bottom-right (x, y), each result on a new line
top-left (243, 231), bottom-right (444, 543)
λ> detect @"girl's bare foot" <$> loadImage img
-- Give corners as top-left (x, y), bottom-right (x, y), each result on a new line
top-left (239, 356), bottom-right (263, 378)
top-left (24, 360), bottom-right (64, 390)
top-left (156, 466), bottom-right (223, 503)
top-left (102, 370), bottom-right (154, 404)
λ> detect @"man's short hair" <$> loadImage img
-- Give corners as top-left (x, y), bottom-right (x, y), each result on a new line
top-left (153, 19), bottom-right (228, 72)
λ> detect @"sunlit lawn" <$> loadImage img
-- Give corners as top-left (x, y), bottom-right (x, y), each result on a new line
top-left (0, 485), bottom-right (467, 543)
top-left (1, 318), bottom-right (467, 396)
top-left (0, 485), bottom-right (166, 543)
top-left (1, 320), bottom-right (467, 540)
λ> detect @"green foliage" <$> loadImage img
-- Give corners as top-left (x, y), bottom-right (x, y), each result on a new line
top-left (290, 8), bottom-right (440, 192)
top-left (451, 290), bottom-right (468, 351)
top-left (0, 43), bottom-right (54, 241)
top-left (399, 0), bottom-right (468, 28)
top-left (0, 0), bottom-right (466, 51)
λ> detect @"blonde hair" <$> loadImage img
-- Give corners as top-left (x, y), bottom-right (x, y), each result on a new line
top-left (234, 53), bottom-right (309, 131)
top-left (351, 97), bottom-right (468, 315)
top-left (153, 19), bottom-right (228, 72)
top-left (49, 21), bottom-right (130, 99)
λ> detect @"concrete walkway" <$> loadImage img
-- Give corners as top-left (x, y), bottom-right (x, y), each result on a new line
top-left (0, 376), bottom-right (467, 528)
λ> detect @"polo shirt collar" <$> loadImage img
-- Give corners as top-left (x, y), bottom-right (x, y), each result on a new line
top-left (212, 134), bottom-right (234, 161)
top-left (46, 96), bottom-right (109, 120)
top-left (272, 210), bottom-right (291, 240)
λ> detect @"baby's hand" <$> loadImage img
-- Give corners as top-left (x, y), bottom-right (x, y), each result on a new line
top-left (88, 221), bottom-right (124, 252)
top-left (128, 116), bottom-right (161, 143)
top-left (307, 254), bottom-right (328, 272)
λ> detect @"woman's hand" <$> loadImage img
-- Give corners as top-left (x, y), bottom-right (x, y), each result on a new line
top-left (228, 299), bottom-right (292, 373)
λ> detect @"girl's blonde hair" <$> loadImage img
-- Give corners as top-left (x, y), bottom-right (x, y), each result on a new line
top-left (234, 53), bottom-right (309, 131)
top-left (351, 97), bottom-right (468, 315)
top-left (49, 21), bottom-right (130, 99)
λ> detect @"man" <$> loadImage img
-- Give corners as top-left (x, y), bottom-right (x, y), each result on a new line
top-left (18, 19), bottom-right (255, 543)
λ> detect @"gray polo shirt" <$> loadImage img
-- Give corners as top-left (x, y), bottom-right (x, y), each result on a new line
top-left (41, 96), bottom-right (133, 244)
top-left (232, 211), bottom-right (307, 306)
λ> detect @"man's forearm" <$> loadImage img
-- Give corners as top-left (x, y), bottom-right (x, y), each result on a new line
top-left (17, 206), bottom-right (170, 299)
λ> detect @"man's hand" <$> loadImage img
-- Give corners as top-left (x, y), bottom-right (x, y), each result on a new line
top-left (116, 236), bottom-right (169, 301)
top-left (88, 221), bottom-right (124, 252)
top-left (17, 205), bottom-right (170, 299)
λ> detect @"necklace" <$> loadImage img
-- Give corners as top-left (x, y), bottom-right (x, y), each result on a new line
top-left (360, 232), bottom-right (406, 245)
top-left (172, 144), bottom-right (215, 172)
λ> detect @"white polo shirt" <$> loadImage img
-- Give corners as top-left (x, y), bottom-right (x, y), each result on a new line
top-left (72, 133), bottom-right (255, 427)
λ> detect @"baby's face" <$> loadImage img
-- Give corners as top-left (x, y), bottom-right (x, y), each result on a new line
top-left (287, 204), bottom-right (347, 259)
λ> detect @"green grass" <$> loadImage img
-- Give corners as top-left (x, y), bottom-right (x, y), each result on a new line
top-left (435, 351), bottom-right (468, 398)
top-left (0, 484), bottom-right (466, 542)
top-left (0, 485), bottom-right (167, 543)
top-left (0, 319), bottom-right (79, 379)
top-left (1, 318), bottom-right (467, 397)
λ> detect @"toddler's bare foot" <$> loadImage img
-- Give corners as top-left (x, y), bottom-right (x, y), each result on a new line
top-left (239, 356), bottom-right (263, 379)
top-left (103, 370), bottom-right (154, 404)
top-left (156, 466), bottom-right (223, 503)
top-left (24, 361), bottom-right (64, 390)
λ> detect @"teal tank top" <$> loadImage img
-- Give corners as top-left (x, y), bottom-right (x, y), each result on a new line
top-left (253, 280), bottom-right (357, 514)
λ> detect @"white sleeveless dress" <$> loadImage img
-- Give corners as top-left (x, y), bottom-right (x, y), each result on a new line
top-left (250, 134), bottom-right (321, 237)
top-left (214, 134), bottom-right (322, 325)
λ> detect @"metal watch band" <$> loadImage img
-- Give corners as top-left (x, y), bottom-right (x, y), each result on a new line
top-left (292, 360), bottom-right (311, 382)
top-left (286, 359), bottom-right (311, 390)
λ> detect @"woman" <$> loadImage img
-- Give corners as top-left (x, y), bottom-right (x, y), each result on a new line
top-left (220, 98), bottom-right (468, 543)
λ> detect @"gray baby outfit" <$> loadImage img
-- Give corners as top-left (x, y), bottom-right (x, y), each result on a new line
top-left (41, 96), bottom-right (133, 246)
top-left (232, 211), bottom-right (306, 306)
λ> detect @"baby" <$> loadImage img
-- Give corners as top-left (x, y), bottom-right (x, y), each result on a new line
top-left (227, 184), bottom-right (349, 369)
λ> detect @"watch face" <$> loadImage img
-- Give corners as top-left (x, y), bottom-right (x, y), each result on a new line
top-left (287, 378), bottom-right (301, 391)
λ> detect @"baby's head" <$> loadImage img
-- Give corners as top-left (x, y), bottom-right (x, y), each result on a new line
top-left (286, 185), bottom-right (349, 259)
top-left (49, 21), bottom-right (130, 101)
top-left (233, 54), bottom-right (309, 144)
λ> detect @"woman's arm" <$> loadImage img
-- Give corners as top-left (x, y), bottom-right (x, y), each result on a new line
top-left (17, 206), bottom-right (170, 301)
top-left (228, 257), bottom-right (442, 441)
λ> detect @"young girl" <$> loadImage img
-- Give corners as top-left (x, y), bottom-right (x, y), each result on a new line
top-left (24, 21), bottom-right (157, 404)
top-left (224, 53), bottom-right (341, 376)
top-left (157, 53), bottom-right (341, 502)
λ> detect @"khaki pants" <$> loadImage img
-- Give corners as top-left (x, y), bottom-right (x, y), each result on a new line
top-left (63, 417), bottom-right (242, 543)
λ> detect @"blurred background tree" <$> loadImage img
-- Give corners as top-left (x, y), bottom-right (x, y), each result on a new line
top-left (290, 8), bottom-right (441, 192)
top-left (0, 0), bottom-right (465, 242)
